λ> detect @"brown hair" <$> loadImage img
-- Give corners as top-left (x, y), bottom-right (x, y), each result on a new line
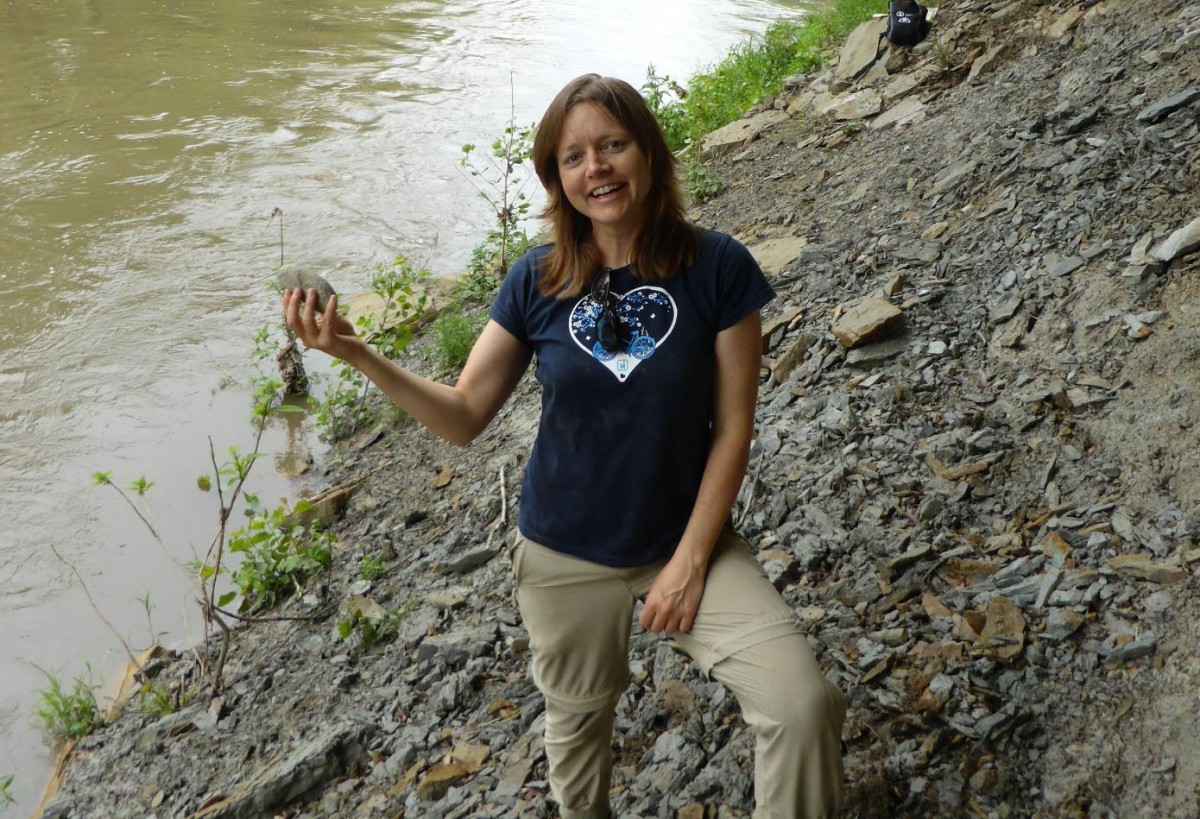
top-left (530, 73), bottom-right (700, 298)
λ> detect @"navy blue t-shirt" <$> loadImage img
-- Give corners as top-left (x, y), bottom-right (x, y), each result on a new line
top-left (489, 230), bottom-right (774, 567)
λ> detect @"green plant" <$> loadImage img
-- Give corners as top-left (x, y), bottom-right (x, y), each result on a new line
top-left (133, 591), bottom-right (169, 647)
top-left (95, 380), bottom-right (287, 693)
top-left (360, 553), bottom-right (385, 581)
top-left (641, 66), bottom-right (690, 149)
top-left (642, 0), bottom-right (879, 154)
top-left (226, 496), bottom-right (334, 612)
top-left (137, 680), bottom-right (195, 717)
top-left (311, 256), bottom-right (430, 441)
top-left (244, 321), bottom-right (308, 406)
top-left (684, 159), bottom-right (722, 204)
top-left (841, 120), bottom-right (866, 135)
top-left (430, 312), bottom-right (484, 373)
top-left (455, 83), bottom-right (536, 305)
top-left (0, 775), bottom-right (13, 809)
top-left (34, 668), bottom-right (103, 743)
top-left (336, 602), bottom-right (412, 649)
top-left (457, 226), bottom-right (533, 306)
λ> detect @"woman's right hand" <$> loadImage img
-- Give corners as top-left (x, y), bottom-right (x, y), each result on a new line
top-left (283, 288), bottom-right (362, 362)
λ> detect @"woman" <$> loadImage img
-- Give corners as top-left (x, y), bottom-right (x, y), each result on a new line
top-left (285, 73), bottom-right (846, 819)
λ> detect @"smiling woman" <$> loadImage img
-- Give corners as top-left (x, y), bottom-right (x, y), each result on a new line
top-left (283, 70), bottom-right (846, 817)
top-left (0, 0), bottom-right (820, 807)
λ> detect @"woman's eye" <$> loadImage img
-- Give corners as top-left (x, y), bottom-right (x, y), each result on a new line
top-left (561, 153), bottom-right (581, 166)
top-left (604, 140), bottom-right (624, 152)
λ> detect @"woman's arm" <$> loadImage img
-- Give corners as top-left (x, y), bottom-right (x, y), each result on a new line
top-left (284, 288), bottom-right (532, 446)
top-left (638, 309), bottom-right (762, 634)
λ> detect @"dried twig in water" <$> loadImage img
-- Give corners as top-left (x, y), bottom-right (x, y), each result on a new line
top-left (48, 544), bottom-right (139, 670)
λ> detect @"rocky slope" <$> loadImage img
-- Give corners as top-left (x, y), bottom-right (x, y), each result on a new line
top-left (38, 0), bottom-right (1200, 816)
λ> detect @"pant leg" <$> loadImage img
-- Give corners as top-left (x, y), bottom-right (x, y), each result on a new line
top-left (669, 530), bottom-right (846, 819)
top-left (510, 537), bottom-right (639, 818)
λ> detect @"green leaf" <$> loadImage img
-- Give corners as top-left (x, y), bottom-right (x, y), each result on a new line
top-left (217, 591), bottom-right (237, 608)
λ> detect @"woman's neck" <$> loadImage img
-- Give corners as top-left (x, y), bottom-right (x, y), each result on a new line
top-left (590, 228), bottom-right (637, 270)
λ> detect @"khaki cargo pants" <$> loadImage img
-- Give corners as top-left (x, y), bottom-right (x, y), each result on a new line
top-left (509, 529), bottom-right (846, 819)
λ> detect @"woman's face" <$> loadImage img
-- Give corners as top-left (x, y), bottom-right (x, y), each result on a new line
top-left (554, 102), bottom-right (651, 240)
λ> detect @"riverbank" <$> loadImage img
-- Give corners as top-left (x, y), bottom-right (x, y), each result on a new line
top-left (37, 0), bottom-right (1200, 816)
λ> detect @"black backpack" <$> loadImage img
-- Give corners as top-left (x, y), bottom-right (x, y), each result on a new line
top-left (886, 0), bottom-right (930, 46)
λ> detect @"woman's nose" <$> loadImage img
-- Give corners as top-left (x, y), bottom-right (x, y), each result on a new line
top-left (584, 151), bottom-right (609, 176)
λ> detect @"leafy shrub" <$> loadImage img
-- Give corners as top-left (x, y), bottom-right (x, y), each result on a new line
top-left (35, 669), bottom-right (103, 743)
top-left (224, 496), bottom-right (334, 612)
top-left (312, 256), bottom-right (430, 441)
top-left (360, 553), bottom-right (385, 581)
top-left (431, 312), bottom-right (484, 373)
top-left (642, 0), bottom-right (879, 203)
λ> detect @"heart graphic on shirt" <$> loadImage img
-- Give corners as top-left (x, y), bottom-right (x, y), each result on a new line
top-left (569, 286), bottom-right (677, 382)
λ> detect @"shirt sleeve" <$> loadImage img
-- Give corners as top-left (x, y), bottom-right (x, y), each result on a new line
top-left (714, 234), bottom-right (776, 331)
top-left (488, 250), bottom-right (540, 346)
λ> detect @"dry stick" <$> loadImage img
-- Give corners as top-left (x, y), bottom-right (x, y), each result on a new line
top-left (498, 464), bottom-right (508, 525)
top-left (99, 478), bottom-right (193, 579)
top-left (102, 480), bottom-right (162, 542)
top-left (215, 605), bottom-right (332, 624)
top-left (269, 206), bottom-right (284, 267)
top-left (48, 543), bottom-right (139, 670)
top-left (199, 414), bottom-right (270, 693)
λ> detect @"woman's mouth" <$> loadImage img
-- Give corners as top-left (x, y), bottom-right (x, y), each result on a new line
top-left (590, 183), bottom-right (624, 198)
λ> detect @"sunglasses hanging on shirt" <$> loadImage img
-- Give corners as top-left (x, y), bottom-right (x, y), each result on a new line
top-left (591, 267), bottom-right (626, 354)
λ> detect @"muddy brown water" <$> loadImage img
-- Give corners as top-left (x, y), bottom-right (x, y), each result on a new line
top-left (0, 0), bottom-right (822, 808)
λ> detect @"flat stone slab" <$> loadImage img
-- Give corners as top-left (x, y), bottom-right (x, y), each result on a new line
top-left (747, 236), bottom-right (811, 276)
top-left (835, 17), bottom-right (888, 81)
top-left (820, 88), bottom-right (884, 121)
top-left (1137, 87), bottom-right (1200, 123)
top-left (700, 110), bottom-right (789, 160)
top-left (872, 96), bottom-right (928, 130)
top-left (1153, 215), bottom-right (1200, 261)
top-left (832, 298), bottom-right (903, 348)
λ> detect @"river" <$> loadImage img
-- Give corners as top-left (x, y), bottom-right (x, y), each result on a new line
top-left (0, 0), bottom-right (817, 808)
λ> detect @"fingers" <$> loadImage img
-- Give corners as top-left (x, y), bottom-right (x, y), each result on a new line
top-left (323, 292), bottom-right (341, 333)
top-left (638, 596), bottom-right (693, 634)
top-left (282, 288), bottom-right (320, 348)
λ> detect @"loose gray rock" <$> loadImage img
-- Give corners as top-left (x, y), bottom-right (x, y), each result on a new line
top-left (277, 264), bottom-right (338, 312)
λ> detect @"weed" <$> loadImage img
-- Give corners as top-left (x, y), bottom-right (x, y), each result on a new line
top-left (431, 312), bottom-right (484, 374)
top-left (137, 680), bottom-right (195, 717)
top-left (133, 591), bottom-right (169, 647)
top-left (683, 160), bottom-right (723, 204)
top-left (34, 668), bottom-right (103, 743)
top-left (642, 0), bottom-right (879, 154)
top-left (360, 553), bottom-right (385, 581)
top-left (0, 775), bottom-right (13, 808)
top-left (336, 602), bottom-right (413, 649)
top-left (455, 82), bottom-right (536, 305)
top-left (243, 322), bottom-right (306, 409)
top-left (311, 256), bottom-right (430, 441)
top-left (642, 66), bottom-right (691, 149)
top-left (841, 120), bottom-right (866, 135)
top-left (458, 90), bottom-right (535, 271)
top-left (457, 226), bottom-right (532, 305)
top-left (226, 496), bottom-right (334, 612)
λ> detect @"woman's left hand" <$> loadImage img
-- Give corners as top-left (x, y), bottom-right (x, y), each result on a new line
top-left (640, 552), bottom-right (707, 634)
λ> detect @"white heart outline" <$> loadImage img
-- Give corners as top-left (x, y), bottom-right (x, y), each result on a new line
top-left (569, 285), bottom-right (677, 382)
